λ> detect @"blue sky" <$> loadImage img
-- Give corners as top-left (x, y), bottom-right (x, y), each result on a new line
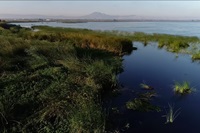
top-left (0, 1), bottom-right (200, 19)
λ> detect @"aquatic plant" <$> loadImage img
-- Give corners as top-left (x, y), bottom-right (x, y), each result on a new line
top-left (192, 51), bottom-right (200, 60)
top-left (173, 81), bottom-right (193, 94)
top-left (140, 82), bottom-right (154, 90)
top-left (126, 92), bottom-right (160, 112)
top-left (163, 103), bottom-right (181, 124)
top-left (139, 91), bottom-right (157, 100)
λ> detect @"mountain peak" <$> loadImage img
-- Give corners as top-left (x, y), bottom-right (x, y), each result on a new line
top-left (82, 12), bottom-right (112, 19)
top-left (90, 12), bottom-right (107, 15)
top-left (81, 12), bottom-right (136, 20)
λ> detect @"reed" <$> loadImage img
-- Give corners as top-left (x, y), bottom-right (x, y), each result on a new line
top-left (163, 103), bottom-right (181, 124)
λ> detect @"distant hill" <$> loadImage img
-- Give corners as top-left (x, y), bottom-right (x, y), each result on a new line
top-left (80, 12), bottom-right (115, 19)
top-left (80, 12), bottom-right (138, 20)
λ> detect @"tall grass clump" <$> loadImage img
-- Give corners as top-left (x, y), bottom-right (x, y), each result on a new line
top-left (28, 26), bottom-right (133, 55)
top-left (173, 81), bottom-right (194, 94)
top-left (163, 103), bottom-right (181, 124)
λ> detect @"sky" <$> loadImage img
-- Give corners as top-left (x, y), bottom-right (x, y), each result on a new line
top-left (0, 1), bottom-right (200, 19)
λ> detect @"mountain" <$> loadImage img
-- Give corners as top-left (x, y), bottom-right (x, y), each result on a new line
top-left (80, 12), bottom-right (115, 19)
top-left (80, 12), bottom-right (137, 20)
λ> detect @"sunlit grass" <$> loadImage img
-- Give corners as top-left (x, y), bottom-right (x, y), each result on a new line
top-left (192, 51), bottom-right (200, 60)
top-left (173, 81), bottom-right (194, 94)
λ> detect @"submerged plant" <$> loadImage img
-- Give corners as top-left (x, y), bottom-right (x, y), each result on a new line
top-left (140, 82), bottom-right (154, 90)
top-left (139, 91), bottom-right (157, 100)
top-left (173, 81), bottom-right (194, 94)
top-left (163, 103), bottom-right (181, 124)
top-left (126, 91), bottom-right (160, 112)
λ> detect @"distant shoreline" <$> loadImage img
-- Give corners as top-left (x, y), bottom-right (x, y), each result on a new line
top-left (6, 19), bottom-right (200, 23)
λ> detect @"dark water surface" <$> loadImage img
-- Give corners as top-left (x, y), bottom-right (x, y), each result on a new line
top-left (112, 42), bottom-right (200, 133)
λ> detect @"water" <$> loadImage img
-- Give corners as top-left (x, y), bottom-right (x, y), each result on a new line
top-left (114, 42), bottom-right (200, 132)
top-left (12, 21), bottom-right (200, 37)
top-left (13, 22), bottom-right (200, 132)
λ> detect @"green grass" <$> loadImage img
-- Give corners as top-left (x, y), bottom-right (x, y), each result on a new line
top-left (173, 81), bottom-right (194, 94)
top-left (0, 23), bottom-right (129, 132)
top-left (28, 26), bottom-right (133, 55)
top-left (192, 51), bottom-right (200, 60)
top-left (120, 31), bottom-right (200, 55)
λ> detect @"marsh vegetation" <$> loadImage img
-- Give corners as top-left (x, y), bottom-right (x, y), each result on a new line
top-left (0, 23), bottom-right (133, 132)
top-left (173, 81), bottom-right (194, 95)
top-left (1, 22), bottom-right (200, 132)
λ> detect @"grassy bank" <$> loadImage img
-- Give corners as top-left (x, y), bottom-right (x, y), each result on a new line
top-left (123, 32), bottom-right (199, 53)
top-left (103, 31), bottom-right (200, 59)
top-left (0, 23), bottom-right (133, 132)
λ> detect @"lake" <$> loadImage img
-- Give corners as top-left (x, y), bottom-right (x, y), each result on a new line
top-left (12, 21), bottom-right (200, 37)
top-left (13, 22), bottom-right (200, 132)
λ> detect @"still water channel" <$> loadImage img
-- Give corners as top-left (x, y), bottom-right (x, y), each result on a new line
top-left (110, 42), bottom-right (200, 132)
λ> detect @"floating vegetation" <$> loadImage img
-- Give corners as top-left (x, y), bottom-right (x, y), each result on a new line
top-left (192, 51), bottom-right (200, 60)
top-left (163, 103), bottom-right (181, 124)
top-left (173, 81), bottom-right (194, 95)
top-left (126, 92), bottom-right (160, 112)
top-left (140, 82), bottom-right (154, 90)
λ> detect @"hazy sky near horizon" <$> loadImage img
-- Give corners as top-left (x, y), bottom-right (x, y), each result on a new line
top-left (0, 1), bottom-right (200, 19)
